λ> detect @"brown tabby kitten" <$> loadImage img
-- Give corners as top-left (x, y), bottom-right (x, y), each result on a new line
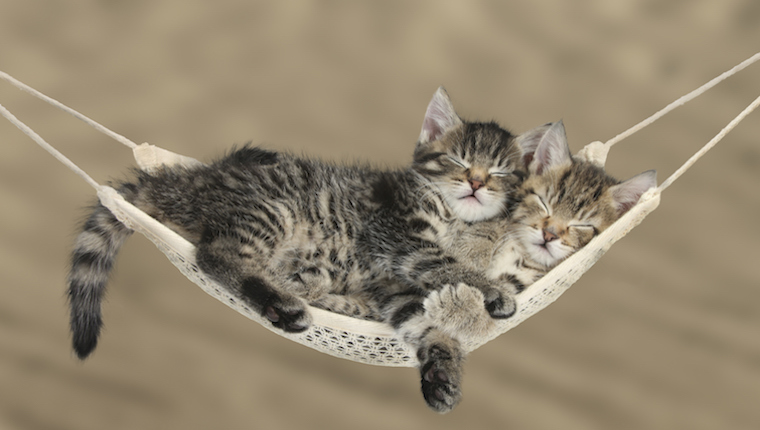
top-left (67, 88), bottom-right (532, 412)
top-left (490, 121), bottom-right (656, 282)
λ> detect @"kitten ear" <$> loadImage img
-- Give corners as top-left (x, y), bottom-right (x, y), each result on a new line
top-left (419, 87), bottom-right (463, 144)
top-left (515, 122), bottom-right (551, 167)
top-left (518, 121), bottom-right (572, 175)
top-left (609, 170), bottom-right (657, 216)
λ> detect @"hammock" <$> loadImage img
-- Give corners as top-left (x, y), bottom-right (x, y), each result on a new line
top-left (2, 54), bottom-right (759, 367)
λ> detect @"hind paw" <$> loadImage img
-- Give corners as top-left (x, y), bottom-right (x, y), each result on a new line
top-left (419, 345), bottom-right (463, 413)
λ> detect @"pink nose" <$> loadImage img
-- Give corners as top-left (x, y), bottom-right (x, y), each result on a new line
top-left (469, 179), bottom-right (484, 191)
top-left (543, 230), bottom-right (558, 243)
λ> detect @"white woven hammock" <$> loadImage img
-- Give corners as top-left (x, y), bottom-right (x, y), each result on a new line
top-left (2, 53), bottom-right (759, 367)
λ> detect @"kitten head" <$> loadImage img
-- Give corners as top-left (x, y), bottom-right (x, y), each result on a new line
top-left (412, 87), bottom-right (523, 222)
top-left (512, 121), bottom-right (657, 268)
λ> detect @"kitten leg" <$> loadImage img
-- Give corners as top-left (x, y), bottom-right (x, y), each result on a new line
top-left (309, 293), bottom-right (383, 321)
top-left (369, 216), bottom-right (516, 321)
top-left (480, 284), bottom-right (518, 319)
top-left (399, 254), bottom-right (517, 320)
top-left (417, 330), bottom-right (465, 414)
top-left (383, 292), bottom-right (464, 413)
top-left (239, 276), bottom-right (311, 332)
top-left (424, 283), bottom-right (497, 339)
top-left (196, 239), bottom-right (311, 333)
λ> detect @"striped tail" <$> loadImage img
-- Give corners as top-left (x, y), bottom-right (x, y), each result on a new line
top-left (67, 203), bottom-right (133, 359)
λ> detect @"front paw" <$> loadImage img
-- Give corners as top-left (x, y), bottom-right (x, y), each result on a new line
top-left (481, 287), bottom-right (516, 319)
top-left (425, 283), bottom-right (495, 339)
top-left (240, 277), bottom-right (312, 332)
top-left (419, 344), bottom-right (463, 413)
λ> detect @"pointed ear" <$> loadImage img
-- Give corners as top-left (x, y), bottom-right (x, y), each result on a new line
top-left (609, 170), bottom-right (657, 216)
top-left (519, 121), bottom-right (571, 175)
top-left (419, 87), bottom-right (462, 144)
top-left (514, 122), bottom-right (551, 168)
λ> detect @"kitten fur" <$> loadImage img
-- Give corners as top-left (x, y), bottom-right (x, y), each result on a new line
top-left (417, 121), bottom-right (655, 411)
top-left (316, 121), bottom-right (656, 412)
top-left (67, 88), bottom-right (529, 412)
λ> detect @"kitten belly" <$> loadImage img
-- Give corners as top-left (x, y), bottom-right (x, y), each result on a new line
top-left (266, 224), bottom-right (366, 300)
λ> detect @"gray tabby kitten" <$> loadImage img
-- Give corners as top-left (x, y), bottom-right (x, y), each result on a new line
top-left (67, 88), bottom-right (529, 410)
top-left (418, 121), bottom-right (657, 412)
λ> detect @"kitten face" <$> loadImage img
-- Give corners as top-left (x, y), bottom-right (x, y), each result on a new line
top-left (513, 163), bottom-right (619, 267)
top-left (413, 88), bottom-right (522, 222)
top-left (512, 121), bottom-right (657, 268)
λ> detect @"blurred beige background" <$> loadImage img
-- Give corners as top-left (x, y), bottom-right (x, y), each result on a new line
top-left (1, 1), bottom-right (759, 429)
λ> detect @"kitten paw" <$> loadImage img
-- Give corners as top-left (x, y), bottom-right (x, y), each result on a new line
top-left (240, 277), bottom-right (312, 332)
top-left (419, 345), bottom-right (463, 413)
top-left (263, 300), bottom-right (311, 333)
top-left (425, 284), bottom-right (495, 339)
top-left (481, 287), bottom-right (517, 319)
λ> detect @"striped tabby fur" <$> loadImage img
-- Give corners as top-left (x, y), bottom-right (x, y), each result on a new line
top-left (67, 88), bottom-right (531, 412)
top-left (416, 121), bottom-right (656, 412)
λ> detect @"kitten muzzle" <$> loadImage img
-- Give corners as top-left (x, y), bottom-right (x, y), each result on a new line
top-left (468, 179), bottom-right (484, 191)
top-left (542, 229), bottom-right (558, 243)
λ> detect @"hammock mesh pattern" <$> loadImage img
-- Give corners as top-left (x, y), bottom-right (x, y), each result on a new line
top-left (1, 53), bottom-right (758, 367)
top-left (99, 183), bottom-right (416, 366)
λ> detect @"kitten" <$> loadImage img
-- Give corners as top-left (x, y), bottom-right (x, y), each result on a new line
top-left (489, 120), bottom-right (657, 285)
top-left (402, 121), bottom-right (657, 412)
top-left (67, 88), bottom-right (529, 399)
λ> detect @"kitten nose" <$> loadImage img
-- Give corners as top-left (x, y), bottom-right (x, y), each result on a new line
top-left (543, 229), bottom-right (558, 243)
top-left (469, 179), bottom-right (484, 191)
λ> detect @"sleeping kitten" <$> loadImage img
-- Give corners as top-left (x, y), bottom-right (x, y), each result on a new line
top-left (395, 121), bottom-right (657, 412)
top-left (67, 88), bottom-right (526, 362)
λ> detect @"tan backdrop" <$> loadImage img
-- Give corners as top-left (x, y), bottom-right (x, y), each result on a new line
top-left (1, 1), bottom-right (759, 429)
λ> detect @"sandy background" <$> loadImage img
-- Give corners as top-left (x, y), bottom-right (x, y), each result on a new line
top-left (1, 1), bottom-right (759, 429)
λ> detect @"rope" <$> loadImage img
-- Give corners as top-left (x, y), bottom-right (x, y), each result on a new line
top-left (604, 52), bottom-right (760, 148)
top-left (0, 102), bottom-right (102, 190)
top-left (0, 71), bottom-right (138, 150)
top-left (658, 93), bottom-right (760, 192)
top-left (2, 52), bottom-right (758, 191)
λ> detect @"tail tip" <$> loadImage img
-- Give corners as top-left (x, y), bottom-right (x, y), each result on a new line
top-left (72, 329), bottom-right (99, 360)
top-left (73, 339), bottom-right (97, 360)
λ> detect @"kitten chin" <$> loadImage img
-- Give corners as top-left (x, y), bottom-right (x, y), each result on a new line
top-left (444, 188), bottom-right (505, 222)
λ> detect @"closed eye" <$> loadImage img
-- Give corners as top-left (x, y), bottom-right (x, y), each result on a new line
top-left (489, 170), bottom-right (512, 178)
top-left (448, 156), bottom-right (469, 168)
top-left (569, 224), bottom-right (597, 234)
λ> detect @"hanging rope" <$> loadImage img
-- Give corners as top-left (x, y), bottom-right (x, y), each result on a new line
top-left (0, 103), bottom-right (102, 190)
top-left (2, 51), bottom-right (759, 183)
top-left (604, 52), bottom-right (760, 148)
top-left (658, 93), bottom-right (760, 191)
top-left (0, 71), bottom-right (138, 150)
